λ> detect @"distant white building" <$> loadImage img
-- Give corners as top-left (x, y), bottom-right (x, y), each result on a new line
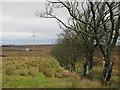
top-left (19, 48), bottom-right (32, 51)
top-left (24, 48), bottom-right (32, 51)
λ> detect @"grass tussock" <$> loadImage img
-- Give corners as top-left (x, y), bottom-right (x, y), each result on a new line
top-left (43, 70), bottom-right (54, 78)
top-left (38, 62), bottom-right (54, 77)
top-left (18, 69), bottom-right (29, 76)
top-left (28, 67), bottom-right (39, 77)
top-left (4, 66), bottom-right (16, 75)
top-left (2, 57), bottom-right (119, 88)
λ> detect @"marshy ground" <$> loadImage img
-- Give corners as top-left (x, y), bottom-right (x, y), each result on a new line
top-left (1, 45), bottom-right (119, 88)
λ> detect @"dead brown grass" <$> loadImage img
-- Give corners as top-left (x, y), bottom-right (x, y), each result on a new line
top-left (4, 66), bottom-right (16, 75)
top-left (38, 62), bottom-right (54, 77)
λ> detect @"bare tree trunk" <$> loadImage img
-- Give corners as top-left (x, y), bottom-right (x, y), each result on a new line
top-left (71, 62), bottom-right (76, 72)
top-left (87, 58), bottom-right (93, 79)
top-left (82, 58), bottom-right (93, 79)
top-left (70, 57), bottom-right (76, 72)
top-left (102, 57), bottom-right (109, 82)
top-left (102, 56), bottom-right (114, 82)
top-left (82, 59), bottom-right (88, 77)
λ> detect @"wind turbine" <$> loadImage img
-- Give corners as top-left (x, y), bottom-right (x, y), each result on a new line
top-left (52, 38), bottom-right (55, 45)
top-left (32, 32), bottom-right (36, 47)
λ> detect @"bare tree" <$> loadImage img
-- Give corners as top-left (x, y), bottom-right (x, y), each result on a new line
top-left (89, 2), bottom-right (120, 82)
top-left (36, 1), bottom-right (96, 79)
top-left (67, 5), bottom-right (96, 78)
top-left (36, 0), bottom-right (120, 82)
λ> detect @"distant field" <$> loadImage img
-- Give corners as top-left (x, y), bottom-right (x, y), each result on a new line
top-left (1, 45), bottom-right (119, 72)
top-left (1, 45), bottom-right (53, 57)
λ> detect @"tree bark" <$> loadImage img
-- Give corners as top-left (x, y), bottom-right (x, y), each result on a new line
top-left (82, 59), bottom-right (88, 77)
top-left (82, 43), bottom-right (94, 79)
top-left (102, 54), bottom-right (114, 82)
top-left (87, 58), bottom-right (93, 79)
top-left (71, 62), bottom-right (76, 72)
top-left (82, 57), bottom-right (93, 79)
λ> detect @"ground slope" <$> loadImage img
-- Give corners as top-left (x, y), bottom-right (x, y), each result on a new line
top-left (2, 57), bottom-right (102, 88)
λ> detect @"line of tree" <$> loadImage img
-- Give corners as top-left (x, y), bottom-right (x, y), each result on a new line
top-left (51, 29), bottom-right (84, 72)
top-left (36, 0), bottom-right (120, 83)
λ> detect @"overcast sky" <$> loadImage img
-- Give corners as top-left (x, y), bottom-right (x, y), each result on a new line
top-left (1, 1), bottom-right (68, 45)
top-left (1, 0), bottom-right (119, 45)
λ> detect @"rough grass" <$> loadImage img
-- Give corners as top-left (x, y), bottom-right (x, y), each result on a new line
top-left (1, 45), bottom-right (119, 88)
top-left (2, 56), bottom-right (119, 88)
top-left (3, 57), bottom-right (81, 88)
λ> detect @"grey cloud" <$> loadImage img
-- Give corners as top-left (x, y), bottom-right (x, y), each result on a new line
top-left (2, 17), bottom-right (61, 33)
top-left (2, 2), bottom-right (65, 45)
